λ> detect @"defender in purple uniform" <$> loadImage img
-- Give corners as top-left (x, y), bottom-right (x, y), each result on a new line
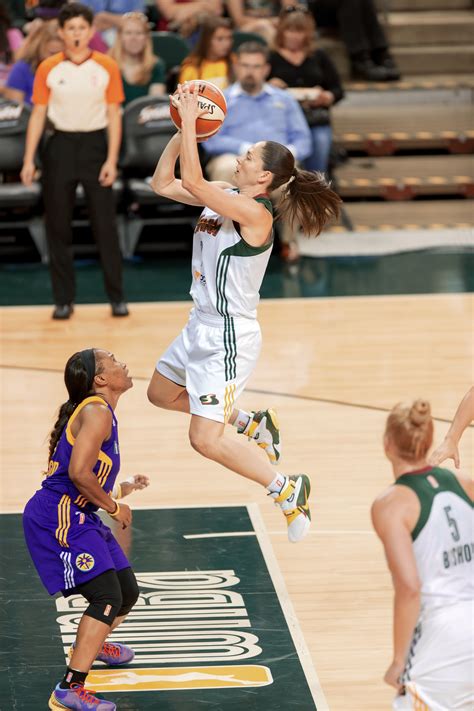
top-left (23, 348), bottom-right (145, 711)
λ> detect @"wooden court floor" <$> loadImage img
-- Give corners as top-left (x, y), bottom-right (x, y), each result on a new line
top-left (1, 293), bottom-right (473, 710)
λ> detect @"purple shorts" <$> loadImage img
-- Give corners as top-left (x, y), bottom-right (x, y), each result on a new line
top-left (23, 488), bottom-right (130, 596)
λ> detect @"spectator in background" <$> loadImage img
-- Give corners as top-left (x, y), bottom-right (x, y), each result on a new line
top-left (0, 4), bottom-right (24, 92)
top-left (269, 7), bottom-right (343, 174)
top-left (155, 0), bottom-right (223, 37)
top-left (203, 42), bottom-right (311, 262)
top-left (227, 0), bottom-right (280, 45)
top-left (21, 3), bottom-right (128, 320)
top-left (5, 20), bottom-right (63, 104)
top-left (299, 0), bottom-right (400, 81)
top-left (109, 12), bottom-right (165, 104)
top-left (83, 0), bottom-right (145, 47)
top-left (178, 16), bottom-right (232, 89)
top-left (24, 0), bottom-right (109, 52)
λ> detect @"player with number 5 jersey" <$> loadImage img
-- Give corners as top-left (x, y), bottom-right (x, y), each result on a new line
top-left (147, 82), bottom-right (341, 542)
top-left (372, 398), bottom-right (473, 711)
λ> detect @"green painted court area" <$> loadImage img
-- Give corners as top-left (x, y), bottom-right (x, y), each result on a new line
top-left (0, 506), bottom-right (323, 710)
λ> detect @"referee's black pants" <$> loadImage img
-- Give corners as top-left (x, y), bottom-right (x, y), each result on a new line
top-left (42, 129), bottom-right (124, 306)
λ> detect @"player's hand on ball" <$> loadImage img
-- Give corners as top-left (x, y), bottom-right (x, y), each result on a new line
top-left (172, 83), bottom-right (208, 123)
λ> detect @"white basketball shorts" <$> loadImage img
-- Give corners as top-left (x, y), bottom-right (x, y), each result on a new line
top-left (156, 308), bottom-right (262, 423)
top-left (392, 600), bottom-right (474, 711)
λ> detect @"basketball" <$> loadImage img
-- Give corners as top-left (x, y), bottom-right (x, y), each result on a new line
top-left (169, 80), bottom-right (227, 138)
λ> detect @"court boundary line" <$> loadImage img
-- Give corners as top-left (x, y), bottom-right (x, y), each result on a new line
top-left (0, 363), bottom-right (468, 425)
top-left (248, 502), bottom-right (328, 711)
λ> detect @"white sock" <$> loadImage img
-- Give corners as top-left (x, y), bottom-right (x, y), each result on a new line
top-left (234, 409), bottom-right (251, 433)
top-left (266, 473), bottom-right (288, 495)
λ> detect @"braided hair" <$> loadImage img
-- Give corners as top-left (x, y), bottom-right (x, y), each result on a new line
top-left (47, 349), bottom-right (102, 462)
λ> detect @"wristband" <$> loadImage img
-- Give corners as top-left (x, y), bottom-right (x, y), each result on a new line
top-left (109, 501), bottom-right (120, 517)
top-left (111, 483), bottom-right (123, 500)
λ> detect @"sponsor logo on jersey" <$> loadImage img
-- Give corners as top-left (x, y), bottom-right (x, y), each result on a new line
top-left (199, 394), bottom-right (219, 405)
top-left (75, 552), bottom-right (95, 571)
top-left (194, 217), bottom-right (222, 237)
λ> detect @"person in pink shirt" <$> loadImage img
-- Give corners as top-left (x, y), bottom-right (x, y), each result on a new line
top-left (0, 5), bottom-right (24, 91)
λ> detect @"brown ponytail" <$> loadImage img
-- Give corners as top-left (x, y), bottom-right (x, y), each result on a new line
top-left (385, 399), bottom-right (434, 463)
top-left (47, 349), bottom-right (102, 462)
top-left (261, 141), bottom-right (341, 236)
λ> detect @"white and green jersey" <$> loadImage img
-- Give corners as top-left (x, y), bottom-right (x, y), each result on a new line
top-left (190, 190), bottom-right (273, 321)
top-left (395, 467), bottom-right (473, 615)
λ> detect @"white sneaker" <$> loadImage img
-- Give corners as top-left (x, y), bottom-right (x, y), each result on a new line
top-left (270, 475), bottom-right (311, 543)
top-left (244, 409), bottom-right (281, 465)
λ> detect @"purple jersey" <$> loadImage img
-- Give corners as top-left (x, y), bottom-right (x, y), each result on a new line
top-left (23, 396), bottom-right (129, 596)
top-left (42, 395), bottom-right (120, 513)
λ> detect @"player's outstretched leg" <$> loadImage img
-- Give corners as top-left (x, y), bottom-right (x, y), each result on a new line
top-left (49, 683), bottom-right (116, 710)
top-left (232, 408), bottom-right (282, 465)
top-left (268, 473), bottom-right (311, 543)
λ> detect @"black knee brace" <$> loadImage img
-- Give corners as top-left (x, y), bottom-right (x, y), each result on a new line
top-left (77, 570), bottom-right (123, 626)
top-left (117, 567), bottom-right (139, 617)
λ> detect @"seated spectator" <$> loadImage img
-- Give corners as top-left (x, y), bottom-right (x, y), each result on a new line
top-left (295, 0), bottom-right (400, 81)
top-left (155, 0), bottom-right (223, 38)
top-left (109, 12), bottom-right (165, 104)
top-left (178, 16), bottom-right (232, 89)
top-left (269, 7), bottom-right (343, 174)
top-left (5, 20), bottom-right (62, 104)
top-left (0, 4), bottom-right (24, 92)
top-left (82, 0), bottom-right (146, 47)
top-left (203, 41), bottom-right (312, 262)
top-left (227, 0), bottom-right (279, 45)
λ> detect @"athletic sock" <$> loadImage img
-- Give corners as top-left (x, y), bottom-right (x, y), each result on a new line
top-left (59, 667), bottom-right (88, 689)
top-left (234, 409), bottom-right (251, 433)
top-left (266, 473), bottom-right (288, 495)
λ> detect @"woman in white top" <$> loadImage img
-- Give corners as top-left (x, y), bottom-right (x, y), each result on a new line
top-left (372, 399), bottom-right (473, 711)
top-left (148, 83), bottom-right (341, 543)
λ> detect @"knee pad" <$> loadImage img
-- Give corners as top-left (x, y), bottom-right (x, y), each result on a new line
top-left (117, 567), bottom-right (139, 616)
top-left (78, 570), bottom-right (123, 626)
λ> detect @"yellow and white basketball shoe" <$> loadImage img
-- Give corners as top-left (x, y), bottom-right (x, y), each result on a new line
top-left (271, 475), bottom-right (311, 543)
top-left (244, 409), bottom-right (281, 465)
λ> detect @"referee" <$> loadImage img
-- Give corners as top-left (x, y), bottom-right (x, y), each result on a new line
top-left (21, 3), bottom-right (128, 320)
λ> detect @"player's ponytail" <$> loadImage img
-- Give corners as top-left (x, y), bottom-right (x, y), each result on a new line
top-left (47, 349), bottom-right (101, 463)
top-left (261, 141), bottom-right (341, 236)
top-left (385, 399), bottom-right (434, 463)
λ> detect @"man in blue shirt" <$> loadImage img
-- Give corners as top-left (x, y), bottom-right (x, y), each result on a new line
top-left (203, 42), bottom-right (312, 260)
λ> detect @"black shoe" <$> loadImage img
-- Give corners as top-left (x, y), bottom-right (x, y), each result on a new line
top-left (351, 58), bottom-right (390, 82)
top-left (379, 58), bottom-right (401, 81)
top-left (111, 301), bottom-right (129, 317)
top-left (52, 304), bottom-right (73, 320)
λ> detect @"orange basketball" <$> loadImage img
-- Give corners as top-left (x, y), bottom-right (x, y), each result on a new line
top-left (169, 80), bottom-right (227, 138)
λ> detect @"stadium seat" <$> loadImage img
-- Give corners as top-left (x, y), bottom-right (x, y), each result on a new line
top-left (121, 95), bottom-right (201, 257)
top-left (232, 30), bottom-right (267, 51)
top-left (0, 100), bottom-right (47, 262)
top-left (151, 31), bottom-right (190, 73)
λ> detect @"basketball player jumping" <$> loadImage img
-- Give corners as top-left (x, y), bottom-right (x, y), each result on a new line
top-left (148, 83), bottom-right (341, 542)
top-left (372, 399), bottom-right (473, 710)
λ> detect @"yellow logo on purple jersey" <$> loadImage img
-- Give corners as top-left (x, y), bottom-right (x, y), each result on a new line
top-left (75, 553), bottom-right (95, 571)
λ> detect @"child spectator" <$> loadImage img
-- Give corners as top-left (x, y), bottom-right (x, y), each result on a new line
top-left (178, 16), bottom-right (232, 90)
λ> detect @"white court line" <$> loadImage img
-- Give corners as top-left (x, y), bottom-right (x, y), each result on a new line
top-left (184, 532), bottom-right (256, 539)
top-left (247, 503), bottom-right (329, 711)
top-left (268, 529), bottom-right (374, 536)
